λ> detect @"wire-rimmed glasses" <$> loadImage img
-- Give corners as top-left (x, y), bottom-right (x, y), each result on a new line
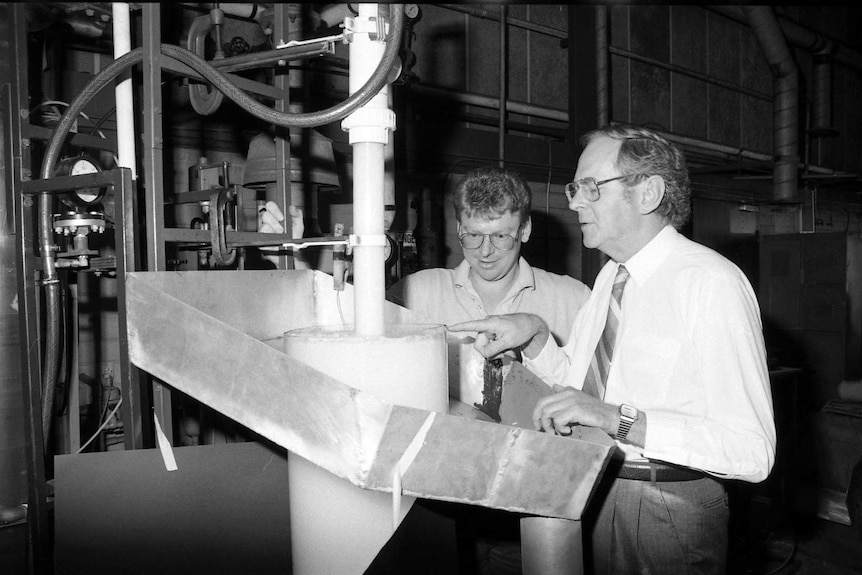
top-left (458, 232), bottom-right (520, 250)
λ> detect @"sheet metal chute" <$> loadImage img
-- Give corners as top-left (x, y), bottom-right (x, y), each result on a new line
top-left (125, 269), bottom-right (613, 521)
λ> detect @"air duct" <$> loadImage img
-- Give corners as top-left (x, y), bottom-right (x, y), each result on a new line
top-left (743, 6), bottom-right (799, 203)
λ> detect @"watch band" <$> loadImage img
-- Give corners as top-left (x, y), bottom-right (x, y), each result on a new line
top-left (616, 404), bottom-right (637, 442)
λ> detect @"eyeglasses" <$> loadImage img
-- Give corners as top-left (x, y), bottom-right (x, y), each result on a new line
top-left (458, 232), bottom-right (520, 251)
top-left (564, 173), bottom-right (645, 202)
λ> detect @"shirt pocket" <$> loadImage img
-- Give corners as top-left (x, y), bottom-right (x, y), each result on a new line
top-left (617, 329), bottom-right (680, 401)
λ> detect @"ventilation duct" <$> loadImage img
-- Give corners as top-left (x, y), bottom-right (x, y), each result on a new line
top-left (743, 6), bottom-right (799, 203)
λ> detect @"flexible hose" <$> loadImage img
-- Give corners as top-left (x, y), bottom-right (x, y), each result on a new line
top-left (36, 5), bottom-right (405, 450)
top-left (162, 4), bottom-right (404, 127)
top-left (187, 13), bottom-right (225, 116)
top-left (43, 4), bottom-right (404, 160)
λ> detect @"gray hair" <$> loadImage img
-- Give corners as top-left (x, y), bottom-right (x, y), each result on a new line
top-left (581, 124), bottom-right (691, 229)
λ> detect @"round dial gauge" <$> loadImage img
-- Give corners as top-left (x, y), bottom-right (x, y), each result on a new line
top-left (384, 233), bottom-right (397, 266)
top-left (55, 155), bottom-right (105, 207)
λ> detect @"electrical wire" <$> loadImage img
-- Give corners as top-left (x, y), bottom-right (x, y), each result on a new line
top-left (31, 100), bottom-right (108, 139)
top-left (76, 397), bottom-right (123, 454)
top-left (763, 528), bottom-right (797, 575)
top-left (88, 106), bottom-right (116, 136)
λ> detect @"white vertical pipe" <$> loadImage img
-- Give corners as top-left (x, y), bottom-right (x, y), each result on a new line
top-left (112, 3), bottom-right (137, 179)
top-left (384, 91), bottom-right (396, 233)
top-left (343, 3), bottom-right (395, 336)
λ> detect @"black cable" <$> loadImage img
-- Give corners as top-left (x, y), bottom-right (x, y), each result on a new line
top-left (37, 6), bottom-right (405, 451)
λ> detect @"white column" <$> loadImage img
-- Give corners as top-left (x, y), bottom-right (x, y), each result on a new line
top-left (112, 3), bottom-right (137, 179)
top-left (342, 4), bottom-right (396, 336)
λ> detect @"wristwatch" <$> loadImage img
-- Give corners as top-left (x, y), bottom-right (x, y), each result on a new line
top-left (616, 404), bottom-right (638, 442)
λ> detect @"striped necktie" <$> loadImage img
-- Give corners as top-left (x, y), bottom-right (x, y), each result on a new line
top-left (583, 265), bottom-right (630, 399)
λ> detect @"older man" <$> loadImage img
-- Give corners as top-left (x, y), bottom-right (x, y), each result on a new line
top-left (452, 125), bottom-right (776, 574)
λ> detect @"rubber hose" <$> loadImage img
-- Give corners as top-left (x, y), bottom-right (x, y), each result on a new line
top-left (43, 4), bottom-right (405, 166)
top-left (160, 3), bottom-right (405, 128)
top-left (187, 13), bottom-right (225, 116)
top-left (37, 5), bottom-right (405, 446)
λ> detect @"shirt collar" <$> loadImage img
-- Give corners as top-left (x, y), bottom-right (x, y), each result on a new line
top-left (617, 225), bottom-right (677, 284)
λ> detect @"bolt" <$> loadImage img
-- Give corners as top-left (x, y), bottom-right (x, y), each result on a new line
top-left (85, 9), bottom-right (94, 17)
top-left (20, 109), bottom-right (29, 119)
top-left (23, 197), bottom-right (32, 208)
top-left (21, 138), bottom-right (30, 148)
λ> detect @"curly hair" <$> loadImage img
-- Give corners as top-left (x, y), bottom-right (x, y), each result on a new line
top-left (581, 124), bottom-right (691, 229)
top-left (453, 166), bottom-right (532, 223)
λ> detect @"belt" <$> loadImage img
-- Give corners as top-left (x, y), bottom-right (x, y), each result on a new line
top-left (615, 460), bottom-right (706, 483)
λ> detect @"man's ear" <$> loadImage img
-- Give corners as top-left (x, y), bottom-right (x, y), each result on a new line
top-left (640, 176), bottom-right (666, 215)
top-left (520, 216), bottom-right (533, 243)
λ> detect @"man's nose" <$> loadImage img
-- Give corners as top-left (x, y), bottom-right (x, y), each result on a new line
top-left (568, 191), bottom-right (588, 212)
top-left (479, 235), bottom-right (494, 255)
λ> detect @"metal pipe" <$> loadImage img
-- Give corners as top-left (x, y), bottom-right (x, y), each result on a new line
top-left (708, 6), bottom-right (862, 73)
top-left (811, 51), bottom-right (837, 136)
top-left (609, 45), bottom-right (772, 102)
top-left (744, 6), bottom-right (799, 203)
top-left (410, 85), bottom-right (567, 122)
top-left (498, 4), bottom-right (507, 166)
top-left (440, 4), bottom-right (567, 40)
top-left (596, 6), bottom-right (610, 126)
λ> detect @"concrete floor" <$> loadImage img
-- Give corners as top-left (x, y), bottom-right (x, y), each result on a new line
top-left (1, 501), bottom-right (861, 575)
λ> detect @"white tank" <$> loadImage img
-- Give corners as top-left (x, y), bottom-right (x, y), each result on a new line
top-left (283, 323), bottom-right (448, 575)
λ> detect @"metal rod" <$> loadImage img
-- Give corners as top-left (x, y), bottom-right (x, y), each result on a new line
top-left (498, 4), bottom-right (507, 167)
top-left (440, 4), bottom-right (567, 39)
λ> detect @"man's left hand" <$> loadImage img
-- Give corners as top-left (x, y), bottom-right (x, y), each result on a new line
top-left (532, 384), bottom-right (617, 436)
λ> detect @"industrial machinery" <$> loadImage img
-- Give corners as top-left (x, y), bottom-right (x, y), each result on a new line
top-left (2, 3), bottom-right (610, 574)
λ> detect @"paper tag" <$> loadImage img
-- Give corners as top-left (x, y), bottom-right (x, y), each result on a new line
top-left (153, 413), bottom-right (178, 472)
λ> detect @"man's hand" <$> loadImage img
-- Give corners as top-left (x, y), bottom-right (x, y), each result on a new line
top-left (532, 384), bottom-right (617, 436)
top-left (448, 313), bottom-right (549, 360)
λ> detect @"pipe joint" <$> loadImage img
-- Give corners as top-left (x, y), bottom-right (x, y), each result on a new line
top-left (349, 233), bottom-right (388, 248)
top-left (343, 15), bottom-right (389, 44)
top-left (342, 108), bottom-right (396, 144)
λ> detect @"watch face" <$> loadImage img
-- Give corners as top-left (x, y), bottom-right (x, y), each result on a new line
top-left (620, 404), bottom-right (638, 419)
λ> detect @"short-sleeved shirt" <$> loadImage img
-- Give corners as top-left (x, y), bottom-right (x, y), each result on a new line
top-left (387, 257), bottom-right (590, 406)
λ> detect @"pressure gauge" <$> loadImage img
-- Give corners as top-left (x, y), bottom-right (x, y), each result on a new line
top-left (384, 232), bottom-right (398, 267)
top-left (54, 155), bottom-right (106, 208)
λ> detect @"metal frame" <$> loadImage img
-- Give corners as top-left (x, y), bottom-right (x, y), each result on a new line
top-left (2, 4), bottom-right (50, 572)
top-left (14, 167), bottom-right (140, 572)
top-left (134, 3), bottom-right (298, 442)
